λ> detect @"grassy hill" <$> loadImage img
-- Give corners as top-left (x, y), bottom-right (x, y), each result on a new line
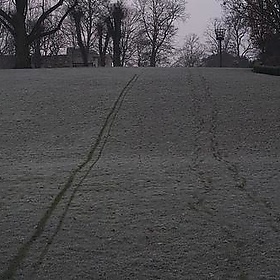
top-left (1, 67), bottom-right (279, 279)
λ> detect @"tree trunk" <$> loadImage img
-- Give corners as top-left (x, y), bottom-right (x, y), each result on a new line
top-left (98, 24), bottom-right (110, 67)
top-left (33, 39), bottom-right (42, 68)
top-left (113, 37), bottom-right (121, 67)
top-left (14, 12), bottom-right (31, 68)
top-left (78, 41), bottom-right (88, 67)
top-left (149, 48), bottom-right (157, 67)
top-left (99, 55), bottom-right (106, 67)
top-left (110, 3), bottom-right (123, 67)
top-left (14, 35), bottom-right (31, 68)
top-left (73, 11), bottom-right (88, 66)
top-left (112, 16), bottom-right (122, 67)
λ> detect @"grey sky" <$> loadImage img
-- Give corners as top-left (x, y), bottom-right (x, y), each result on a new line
top-left (177, 0), bottom-right (222, 43)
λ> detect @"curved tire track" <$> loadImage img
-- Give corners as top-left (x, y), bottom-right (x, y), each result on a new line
top-left (1, 74), bottom-right (139, 280)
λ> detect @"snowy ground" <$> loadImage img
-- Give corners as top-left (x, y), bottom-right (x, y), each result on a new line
top-left (0, 67), bottom-right (279, 279)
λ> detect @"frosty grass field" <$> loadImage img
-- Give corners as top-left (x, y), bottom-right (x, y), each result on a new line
top-left (0, 67), bottom-right (279, 279)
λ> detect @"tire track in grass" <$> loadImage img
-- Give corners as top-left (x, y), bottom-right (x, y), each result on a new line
top-left (1, 73), bottom-right (139, 280)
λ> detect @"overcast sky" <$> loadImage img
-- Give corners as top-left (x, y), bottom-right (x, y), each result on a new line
top-left (177, 0), bottom-right (222, 43)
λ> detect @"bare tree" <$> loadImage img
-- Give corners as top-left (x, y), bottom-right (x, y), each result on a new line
top-left (134, 0), bottom-right (186, 67)
top-left (119, 6), bottom-right (139, 66)
top-left (174, 33), bottom-right (205, 67)
top-left (0, 23), bottom-right (14, 55)
top-left (223, 0), bottom-right (280, 33)
top-left (224, 11), bottom-right (253, 58)
top-left (0, 0), bottom-right (77, 68)
top-left (134, 28), bottom-right (151, 66)
top-left (71, 7), bottom-right (89, 65)
top-left (39, 29), bottom-right (68, 56)
top-left (106, 1), bottom-right (126, 67)
top-left (97, 18), bottom-right (111, 66)
top-left (218, 1), bottom-right (254, 58)
top-left (68, 0), bottom-right (109, 66)
top-left (221, 0), bottom-right (280, 62)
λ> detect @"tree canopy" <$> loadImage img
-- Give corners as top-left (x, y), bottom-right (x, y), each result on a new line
top-left (0, 0), bottom-right (77, 68)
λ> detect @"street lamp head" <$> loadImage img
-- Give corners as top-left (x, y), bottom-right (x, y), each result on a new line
top-left (215, 28), bottom-right (226, 41)
top-left (215, 27), bottom-right (225, 67)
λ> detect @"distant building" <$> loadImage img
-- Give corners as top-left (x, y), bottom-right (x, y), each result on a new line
top-left (66, 48), bottom-right (99, 67)
top-left (0, 48), bottom-right (112, 69)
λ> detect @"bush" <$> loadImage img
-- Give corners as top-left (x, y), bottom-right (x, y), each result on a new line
top-left (253, 65), bottom-right (280, 76)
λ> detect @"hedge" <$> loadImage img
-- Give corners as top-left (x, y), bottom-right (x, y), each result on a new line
top-left (253, 65), bottom-right (280, 76)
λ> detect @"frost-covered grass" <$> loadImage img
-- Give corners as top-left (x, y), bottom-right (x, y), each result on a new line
top-left (0, 67), bottom-right (279, 279)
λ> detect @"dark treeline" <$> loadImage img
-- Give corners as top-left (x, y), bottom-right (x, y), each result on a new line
top-left (0, 0), bottom-right (186, 68)
top-left (176, 0), bottom-right (280, 67)
top-left (1, 0), bottom-right (279, 68)
top-left (222, 0), bottom-right (280, 66)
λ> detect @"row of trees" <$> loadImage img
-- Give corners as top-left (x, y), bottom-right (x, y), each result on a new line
top-left (0, 0), bottom-right (77, 68)
top-left (0, 0), bottom-right (187, 68)
top-left (1, 0), bottom-right (279, 68)
top-left (173, 18), bottom-right (253, 67)
top-left (221, 0), bottom-right (280, 65)
top-left (176, 0), bottom-right (280, 67)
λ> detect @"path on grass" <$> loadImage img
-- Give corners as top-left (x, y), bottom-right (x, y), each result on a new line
top-left (0, 67), bottom-right (279, 280)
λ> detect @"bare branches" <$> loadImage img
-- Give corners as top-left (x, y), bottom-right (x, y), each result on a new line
top-left (134, 0), bottom-right (186, 66)
top-left (0, 9), bottom-right (15, 35)
top-left (29, 0), bottom-right (77, 43)
top-left (0, 0), bottom-right (78, 67)
top-left (221, 0), bottom-right (280, 63)
top-left (175, 33), bottom-right (206, 67)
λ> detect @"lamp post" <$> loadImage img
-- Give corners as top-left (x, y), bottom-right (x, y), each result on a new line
top-left (215, 27), bottom-right (225, 67)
